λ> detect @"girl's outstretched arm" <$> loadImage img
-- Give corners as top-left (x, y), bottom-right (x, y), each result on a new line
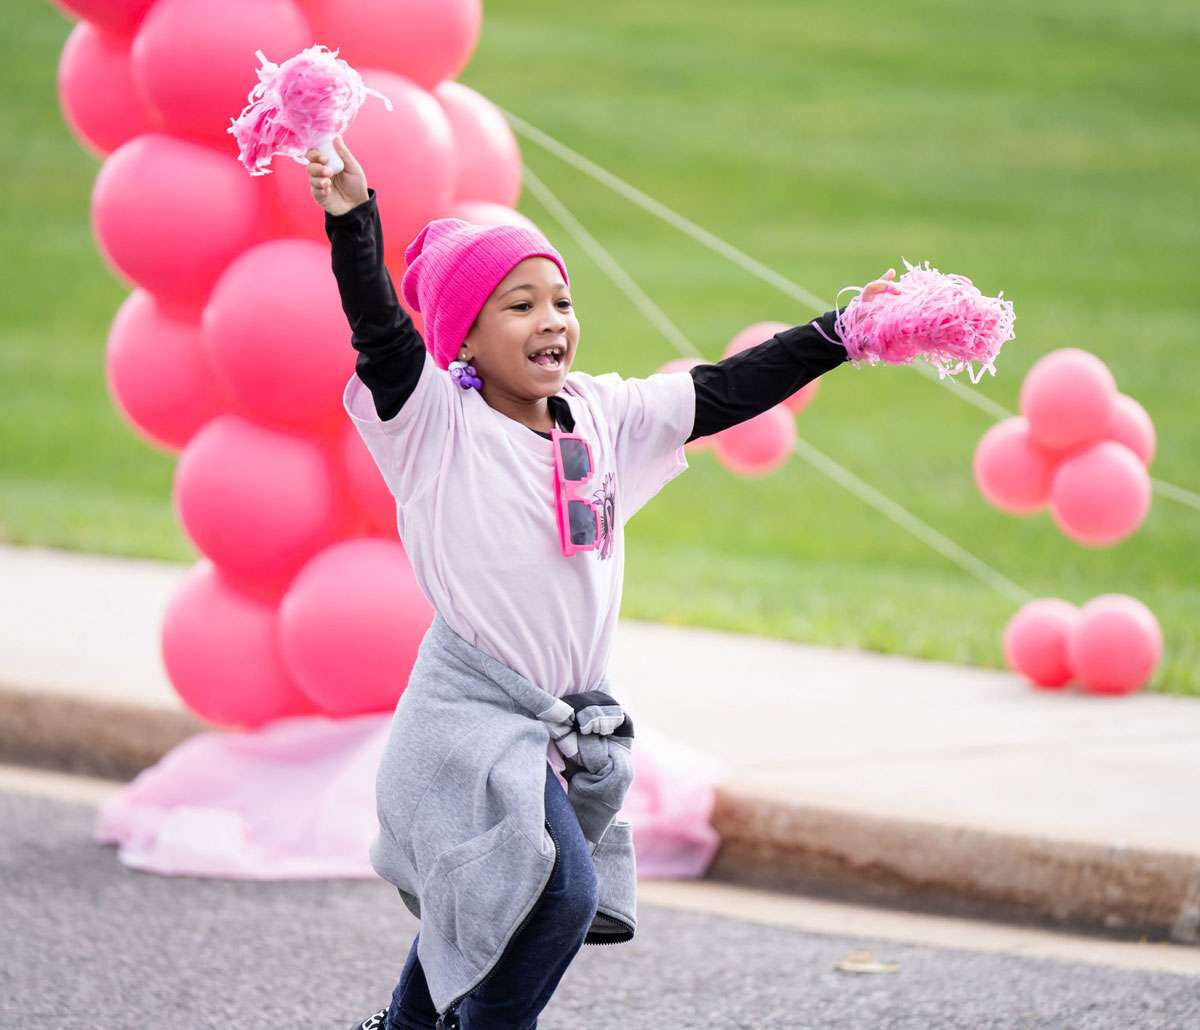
top-left (325, 187), bottom-right (425, 421)
top-left (686, 310), bottom-right (847, 442)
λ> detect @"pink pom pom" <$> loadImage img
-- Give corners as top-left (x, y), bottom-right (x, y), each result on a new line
top-left (227, 44), bottom-right (393, 176)
top-left (831, 258), bottom-right (1016, 384)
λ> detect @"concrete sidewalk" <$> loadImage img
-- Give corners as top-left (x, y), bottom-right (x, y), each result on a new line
top-left (2, 543), bottom-right (1197, 944)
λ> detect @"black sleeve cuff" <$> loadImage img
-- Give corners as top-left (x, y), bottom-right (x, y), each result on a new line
top-left (773, 309), bottom-right (848, 364)
top-left (324, 186), bottom-right (378, 243)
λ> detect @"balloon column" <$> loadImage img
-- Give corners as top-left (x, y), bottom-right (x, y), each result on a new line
top-left (973, 349), bottom-right (1164, 693)
top-left (1003, 594), bottom-right (1163, 696)
top-left (974, 348), bottom-right (1154, 546)
top-left (53, 0), bottom-right (524, 727)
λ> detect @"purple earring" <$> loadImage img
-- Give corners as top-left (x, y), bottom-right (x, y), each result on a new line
top-left (449, 359), bottom-right (483, 390)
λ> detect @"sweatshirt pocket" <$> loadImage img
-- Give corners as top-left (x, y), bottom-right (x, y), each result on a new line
top-left (422, 815), bottom-right (553, 969)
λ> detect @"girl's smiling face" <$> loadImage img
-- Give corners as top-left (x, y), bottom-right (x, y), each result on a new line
top-left (460, 257), bottom-right (580, 400)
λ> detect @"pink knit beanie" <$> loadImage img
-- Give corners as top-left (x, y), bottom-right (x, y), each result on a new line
top-left (400, 218), bottom-right (571, 371)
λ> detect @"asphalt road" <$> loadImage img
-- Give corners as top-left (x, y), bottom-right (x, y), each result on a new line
top-left (3, 789), bottom-right (1198, 1029)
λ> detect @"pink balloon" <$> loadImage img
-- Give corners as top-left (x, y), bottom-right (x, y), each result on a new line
top-left (1067, 594), bottom-right (1163, 695)
top-left (659, 358), bottom-right (704, 375)
top-left (106, 289), bottom-right (233, 452)
top-left (783, 378), bottom-right (821, 416)
top-left (1002, 598), bottom-right (1079, 689)
top-left (279, 538), bottom-right (434, 715)
top-left (725, 320), bottom-right (821, 415)
top-left (712, 405), bottom-right (796, 476)
top-left (270, 71), bottom-right (456, 257)
top-left (1105, 393), bottom-right (1156, 467)
top-left (262, 199), bottom-right (333, 267)
top-left (433, 80), bottom-right (521, 208)
top-left (91, 134), bottom-right (268, 309)
top-left (58, 22), bottom-right (161, 157)
top-left (130, 0), bottom-right (311, 145)
top-left (263, 162), bottom-right (328, 246)
top-left (1050, 441), bottom-right (1151, 547)
top-left (724, 321), bottom-right (791, 358)
top-left (174, 415), bottom-right (346, 590)
top-left (301, 0), bottom-right (482, 89)
top-left (973, 416), bottom-right (1055, 515)
top-left (161, 561), bottom-right (320, 728)
top-left (202, 239), bottom-right (355, 429)
top-left (445, 200), bottom-right (539, 231)
top-left (50, 0), bottom-right (155, 38)
top-left (337, 420), bottom-right (399, 537)
top-left (1019, 348), bottom-right (1117, 451)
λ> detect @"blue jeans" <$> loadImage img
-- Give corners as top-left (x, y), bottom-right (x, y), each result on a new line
top-left (386, 762), bottom-right (600, 1030)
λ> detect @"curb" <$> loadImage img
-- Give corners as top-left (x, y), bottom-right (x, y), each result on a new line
top-left (708, 790), bottom-right (1200, 946)
top-left (2, 684), bottom-right (1197, 947)
top-left (0, 684), bottom-right (204, 783)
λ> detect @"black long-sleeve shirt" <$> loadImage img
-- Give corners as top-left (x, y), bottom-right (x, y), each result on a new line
top-left (325, 188), bottom-right (848, 443)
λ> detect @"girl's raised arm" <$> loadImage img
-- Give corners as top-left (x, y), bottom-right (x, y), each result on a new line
top-left (324, 187), bottom-right (427, 421)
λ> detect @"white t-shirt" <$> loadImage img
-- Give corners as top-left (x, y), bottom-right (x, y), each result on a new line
top-left (343, 351), bottom-right (697, 783)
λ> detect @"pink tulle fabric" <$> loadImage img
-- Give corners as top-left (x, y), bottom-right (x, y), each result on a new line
top-left (94, 712), bottom-right (725, 881)
top-left (817, 258), bottom-right (1016, 384)
top-left (227, 44), bottom-right (392, 176)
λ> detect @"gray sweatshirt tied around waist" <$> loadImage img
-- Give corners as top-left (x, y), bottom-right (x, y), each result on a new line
top-left (369, 612), bottom-right (638, 1018)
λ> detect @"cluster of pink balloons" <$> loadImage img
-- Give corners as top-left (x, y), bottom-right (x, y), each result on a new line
top-left (977, 351), bottom-right (1165, 694)
top-left (973, 348), bottom-right (1155, 546)
top-left (1003, 595), bottom-right (1163, 695)
top-left (658, 322), bottom-right (821, 476)
top-left (53, 0), bottom-right (534, 728)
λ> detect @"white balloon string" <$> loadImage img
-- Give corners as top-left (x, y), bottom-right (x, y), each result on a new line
top-left (503, 109), bottom-right (828, 312)
top-left (501, 108), bottom-right (1197, 515)
top-left (1149, 478), bottom-right (1200, 512)
top-left (518, 162), bottom-right (1036, 607)
top-left (518, 165), bottom-right (704, 359)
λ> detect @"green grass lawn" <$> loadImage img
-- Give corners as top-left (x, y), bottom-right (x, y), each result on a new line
top-left (4, 0), bottom-right (1198, 693)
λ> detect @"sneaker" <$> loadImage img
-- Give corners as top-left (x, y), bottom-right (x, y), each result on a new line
top-left (347, 1009), bottom-right (388, 1030)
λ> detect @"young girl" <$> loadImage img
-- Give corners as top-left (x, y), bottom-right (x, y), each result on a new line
top-left (309, 137), bottom-right (894, 1030)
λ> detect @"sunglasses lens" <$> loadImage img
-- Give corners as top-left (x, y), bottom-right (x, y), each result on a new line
top-left (567, 500), bottom-right (597, 545)
top-left (559, 438), bottom-right (591, 481)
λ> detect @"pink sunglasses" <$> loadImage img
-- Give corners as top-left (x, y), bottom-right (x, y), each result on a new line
top-left (550, 427), bottom-right (599, 557)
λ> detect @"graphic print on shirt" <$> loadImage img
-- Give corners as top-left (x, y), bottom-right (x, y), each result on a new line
top-left (593, 471), bottom-right (617, 560)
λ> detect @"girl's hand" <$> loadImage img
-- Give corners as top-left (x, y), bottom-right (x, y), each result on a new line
top-left (861, 267), bottom-right (901, 303)
top-left (306, 136), bottom-right (369, 217)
